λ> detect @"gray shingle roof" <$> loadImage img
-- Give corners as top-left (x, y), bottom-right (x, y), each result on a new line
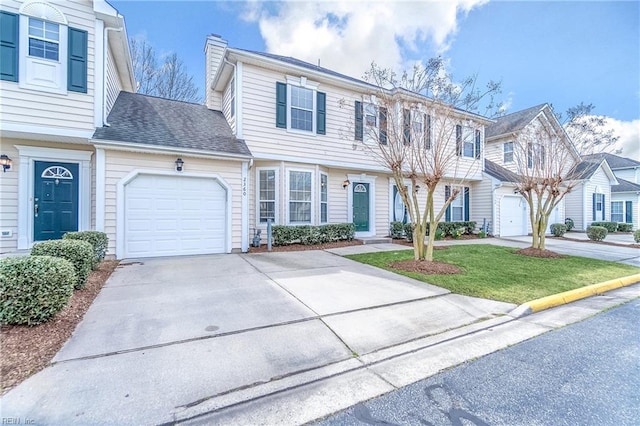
top-left (484, 159), bottom-right (519, 182)
top-left (583, 152), bottom-right (640, 170)
top-left (566, 159), bottom-right (603, 180)
top-left (612, 177), bottom-right (640, 193)
top-left (92, 92), bottom-right (252, 157)
top-left (236, 49), bottom-right (377, 89)
top-left (485, 104), bottom-right (548, 139)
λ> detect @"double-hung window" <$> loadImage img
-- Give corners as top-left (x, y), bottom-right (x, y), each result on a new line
top-left (276, 78), bottom-right (325, 134)
top-left (289, 170), bottom-right (312, 223)
top-left (28, 18), bottom-right (59, 61)
top-left (320, 173), bottom-right (328, 223)
top-left (290, 86), bottom-right (313, 131)
top-left (503, 142), bottom-right (514, 163)
top-left (611, 201), bottom-right (624, 223)
top-left (450, 191), bottom-right (464, 221)
top-left (363, 102), bottom-right (378, 144)
top-left (456, 126), bottom-right (481, 158)
top-left (258, 169), bottom-right (277, 223)
top-left (527, 143), bottom-right (546, 168)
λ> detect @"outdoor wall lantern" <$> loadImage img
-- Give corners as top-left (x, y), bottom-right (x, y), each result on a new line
top-left (342, 179), bottom-right (350, 189)
top-left (0, 155), bottom-right (12, 173)
top-left (175, 158), bottom-right (184, 172)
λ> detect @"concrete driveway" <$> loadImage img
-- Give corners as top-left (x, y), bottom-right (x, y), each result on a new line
top-left (1, 251), bottom-right (515, 425)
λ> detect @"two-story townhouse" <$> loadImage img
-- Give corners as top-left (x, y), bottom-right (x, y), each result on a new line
top-left (0, 0), bottom-right (134, 253)
top-left (583, 153), bottom-right (640, 230)
top-left (204, 35), bottom-right (492, 247)
top-left (479, 104), bottom-right (582, 236)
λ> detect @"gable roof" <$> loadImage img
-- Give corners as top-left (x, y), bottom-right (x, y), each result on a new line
top-left (583, 152), bottom-right (640, 170)
top-left (612, 177), bottom-right (640, 193)
top-left (485, 104), bottom-right (548, 139)
top-left (566, 158), bottom-right (618, 183)
top-left (484, 159), bottom-right (519, 182)
top-left (92, 92), bottom-right (251, 158)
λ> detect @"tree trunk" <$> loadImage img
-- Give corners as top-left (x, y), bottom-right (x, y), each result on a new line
top-left (413, 222), bottom-right (427, 260)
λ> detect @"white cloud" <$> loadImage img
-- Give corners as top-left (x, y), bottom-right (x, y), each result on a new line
top-left (244, 0), bottom-right (487, 81)
top-left (608, 118), bottom-right (640, 161)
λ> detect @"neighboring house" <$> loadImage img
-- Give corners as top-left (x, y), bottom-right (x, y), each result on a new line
top-left (564, 158), bottom-right (618, 230)
top-left (583, 153), bottom-right (640, 230)
top-left (480, 104), bottom-right (582, 236)
top-left (203, 35), bottom-right (492, 255)
top-left (0, 0), bottom-right (134, 254)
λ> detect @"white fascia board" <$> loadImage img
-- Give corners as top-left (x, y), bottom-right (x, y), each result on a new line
top-left (252, 152), bottom-right (389, 173)
top-left (91, 139), bottom-right (252, 161)
top-left (2, 124), bottom-right (93, 141)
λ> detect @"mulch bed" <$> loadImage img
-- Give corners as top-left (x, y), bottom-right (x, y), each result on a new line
top-left (390, 259), bottom-right (462, 275)
top-left (515, 247), bottom-right (566, 258)
top-left (0, 260), bottom-right (119, 395)
top-left (248, 239), bottom-right (363, 253)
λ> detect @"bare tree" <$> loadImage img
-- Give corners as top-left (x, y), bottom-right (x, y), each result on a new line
top-left (129, 38), bottom-right (201, 103)
top-left (557, 102), bottom-right (619, 155)
top-left (346, 62), bottom-right (501, 261)
top-left (510, 111), bottom-right (580, 250)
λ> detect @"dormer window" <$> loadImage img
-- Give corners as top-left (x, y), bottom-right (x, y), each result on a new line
top-left (28, 18), bottom-right (59, 61)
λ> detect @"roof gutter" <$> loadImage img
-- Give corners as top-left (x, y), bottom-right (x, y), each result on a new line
top-left (90, 139), bottom-right (253, 161)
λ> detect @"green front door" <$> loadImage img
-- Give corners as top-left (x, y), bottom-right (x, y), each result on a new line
top-left (353, 182), bottom-right (369, 232)
top-left (34, 161), bottom-right (79, 241)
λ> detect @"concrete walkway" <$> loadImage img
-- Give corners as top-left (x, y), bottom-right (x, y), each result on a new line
top-left (1, 251), bottom-right (514, 425)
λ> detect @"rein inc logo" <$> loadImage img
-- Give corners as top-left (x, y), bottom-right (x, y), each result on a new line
top-left (2, 419), bottom-right (35, 425)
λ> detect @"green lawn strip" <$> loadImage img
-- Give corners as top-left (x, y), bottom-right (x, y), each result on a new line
top-left (346, 244), bottom-right (640, 305)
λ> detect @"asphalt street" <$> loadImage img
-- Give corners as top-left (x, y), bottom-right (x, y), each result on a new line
top-left (317, 299), bottom-right (640, 426)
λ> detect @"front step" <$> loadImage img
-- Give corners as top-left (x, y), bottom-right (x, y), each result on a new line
top-left (357, 236), bottom-right (393, 244)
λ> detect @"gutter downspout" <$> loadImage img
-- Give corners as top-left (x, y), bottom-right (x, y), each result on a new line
top-left (492, 182), bottom-right (502, 236)
top-left (103, 26), bottom-right (123, 127)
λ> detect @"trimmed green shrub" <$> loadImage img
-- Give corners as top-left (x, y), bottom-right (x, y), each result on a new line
top-left (564, 218), bottom-right (575, 231)
top-left (586, 225), bottom-right (608, 242)
top-left (477, 230), bottom-right (487, 239)
top-left (616, 223), bottom-right (633, 233)
top-left (436, 221), bottom-right (477, 237)
top-left (434, 229), bottom-right (445, 241)
top-left (0, 256), bottom-right (75, 325)
top-left (634, 229), bottom-right (640, 243)
top-left (591, 221), bottom-right (618, 233)
top-left (550, 223), bottom-right (568, 237)
top-left (404, 223), bottom-right (414, 243)
top-left (389, 222), bottom-right (405, 239)
top-left (63, 231), bottom-right (108, 269)
top-left (271, 223), bottom-right (355, 246)
top-left (31, 239), bottom-right (93, 289)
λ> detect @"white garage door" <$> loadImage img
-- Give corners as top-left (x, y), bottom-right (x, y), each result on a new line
top-left (124, 174), bottom-right (227, 258)
top-left (500, 196), bottom-right (526, 237)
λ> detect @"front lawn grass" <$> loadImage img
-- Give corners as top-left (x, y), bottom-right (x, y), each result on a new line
top-left (346, 244), bottom-right (640, 304)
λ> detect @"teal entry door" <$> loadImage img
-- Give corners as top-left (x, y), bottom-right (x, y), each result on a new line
top-left (352, 182), bottom-right (370, 232)
top-left (34, 161), bottom-right (79, 241)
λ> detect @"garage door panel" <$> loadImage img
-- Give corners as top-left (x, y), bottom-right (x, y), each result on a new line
top-left (124, 175), bottom-right (227, 258)
top-left (500, 196), bottom-right (526, 237)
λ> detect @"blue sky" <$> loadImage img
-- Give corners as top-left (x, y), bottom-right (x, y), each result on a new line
top-left (111, 0), bottom-right (640, 158)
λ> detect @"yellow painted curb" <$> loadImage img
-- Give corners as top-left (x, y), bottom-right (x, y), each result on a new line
top-left (511, 273), bottom-right (640, 317)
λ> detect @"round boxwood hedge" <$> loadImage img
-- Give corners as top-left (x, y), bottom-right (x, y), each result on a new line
top-left (0, 255), bottom-right (76, 325)
top-left (31, 239), bottom-right (93, 289)
top-left (63, 231), bottom-right (108, 269)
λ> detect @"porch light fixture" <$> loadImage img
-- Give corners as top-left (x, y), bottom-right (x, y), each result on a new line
top-left (0, 155), bottom-right (12, 173)
top-left (342, 179), bottom-right (350, 189)
top-left (175, 158), bottom-right (184, 172)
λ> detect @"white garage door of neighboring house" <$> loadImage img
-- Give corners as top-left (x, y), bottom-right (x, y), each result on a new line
top-left (124, 174), bottom-right (227, 258)
top-left (500, 196), bottom-right (526, 237)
